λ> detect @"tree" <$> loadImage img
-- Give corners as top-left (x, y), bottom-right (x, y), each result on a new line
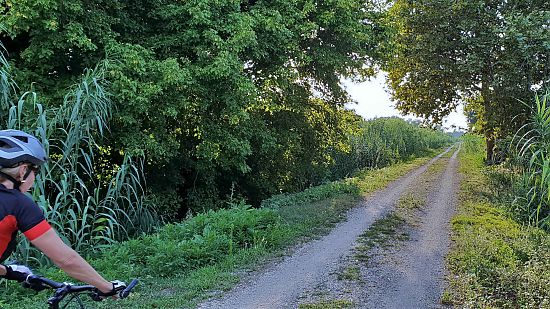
top-left (1, 0), bottom-right (381, 215)
top-left (382, 0), bottom-right (550, 161)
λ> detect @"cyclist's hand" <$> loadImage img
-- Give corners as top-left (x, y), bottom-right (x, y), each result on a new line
top-left (94, 280), bottom-right (126, 300)
top-left (1, 264), bottom-right (33, 282)
top-left (21, 279), bottom-right (48, 292)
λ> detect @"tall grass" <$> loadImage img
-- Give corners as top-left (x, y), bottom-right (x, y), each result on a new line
top-left (0, 44), bottom-right (160, 265)
top-left (0, 43), bottom-right (14, 123)
top-left (331, 117), bottom-right (453, 179)
top-left (512, 90), bottom-right (550, 229)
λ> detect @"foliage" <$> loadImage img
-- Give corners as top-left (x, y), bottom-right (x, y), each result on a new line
top-left (3, 148), bottom-right (440, 308)
top-left (262, 119), bottom-right (450, 211)
top-left (93, 203), bottom-right (281, 278)
top-left (1, 0), bottom-right (386, 215)
top-left (446, 133), bottom-right (550, 308)
top-left (511, 90), bottom-right (550, 229)
top-left (261, 180), bottom-right (360, 209)
top-left (331, 117), bottom-right (452, 179)
top-left (382, 0), bottom-right (550, 160)
top-left (0, 46), bottom-right (160, 265)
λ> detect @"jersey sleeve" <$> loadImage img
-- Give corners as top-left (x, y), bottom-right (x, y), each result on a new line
top-left (16, 195), bottom-right (52, 241)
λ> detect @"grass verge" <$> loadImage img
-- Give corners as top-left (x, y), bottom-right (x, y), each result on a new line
top-left (445, 135), bottom-right (550, 308)
top-left (3, 148), bottom-right (448, 309)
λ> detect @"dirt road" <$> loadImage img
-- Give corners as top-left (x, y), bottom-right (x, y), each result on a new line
top-left (198, 147), bottom-right (459, 309)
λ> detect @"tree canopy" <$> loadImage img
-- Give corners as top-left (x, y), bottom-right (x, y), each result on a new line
top-left (1, 0), bottom-right (385, 214)
top-left (383, 0), bottom-right (550, 160)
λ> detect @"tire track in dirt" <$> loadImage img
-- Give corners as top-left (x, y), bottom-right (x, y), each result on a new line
top-left (358, 146), bottom-right (460, 308)
top-left (197, 147), bottom-right (454, 309)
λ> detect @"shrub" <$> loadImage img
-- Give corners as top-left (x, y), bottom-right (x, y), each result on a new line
top-left (94, 203), bottom-right (281, 277)
top-left (0, 47), bottom-right (160, 265)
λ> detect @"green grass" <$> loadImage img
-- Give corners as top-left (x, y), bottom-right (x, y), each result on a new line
top-left (3, 148), bottom-right (447, 309)
top-left (337, 266), bottom-right (361, 281)
top-left (298, 299), bottom-right (355, 309)
top-left (445, 135), bottom-right (550, 308)
top-left (398, 193), bottom-right (424, 211)
top-left (354, 213), bottom-right (409, 263)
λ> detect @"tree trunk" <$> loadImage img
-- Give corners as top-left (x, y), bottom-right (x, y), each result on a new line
top-left (485, 132), bottom-right (495, 165)
top-left (481, 66), bottom-right (495, 164)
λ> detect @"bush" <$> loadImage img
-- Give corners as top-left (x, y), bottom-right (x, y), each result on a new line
top-left (93, 203), bottom-right (281, 277)
top-left (511, 90), bottom-right (550, 229)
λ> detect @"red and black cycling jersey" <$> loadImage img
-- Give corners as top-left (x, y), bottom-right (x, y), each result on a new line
top-left (0, 184), bottom-right (51, 263)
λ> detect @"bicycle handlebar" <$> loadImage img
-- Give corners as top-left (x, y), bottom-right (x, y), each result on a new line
top-left (120, 279), bottom-right (138, 298)
top-left (23, 275), bottom-right (139, 308)
top-left (26, 275), bottom-right (95, 290)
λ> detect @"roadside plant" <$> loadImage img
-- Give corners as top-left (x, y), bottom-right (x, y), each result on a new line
top-left (0, 44), bottom-right (160, 266)
top-left (512, 90), bottom-right (550, 229)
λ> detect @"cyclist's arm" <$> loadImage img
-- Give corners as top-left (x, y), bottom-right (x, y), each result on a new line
top-left (30, 229), bottom-right (113, 293)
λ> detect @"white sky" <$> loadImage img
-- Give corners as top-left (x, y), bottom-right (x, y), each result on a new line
top-left (343, 71), bottom-right (468, 131)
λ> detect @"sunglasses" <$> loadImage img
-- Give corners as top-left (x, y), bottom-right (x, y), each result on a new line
top-left (29, 165), bottom-right (40, 174)
top-left (23, 164), bottom-right (40, 179)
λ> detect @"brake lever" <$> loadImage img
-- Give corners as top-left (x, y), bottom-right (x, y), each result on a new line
top-left (119, 279), bottom-right (138, 299)
top-left (89, 279), bottom-right (138, 301)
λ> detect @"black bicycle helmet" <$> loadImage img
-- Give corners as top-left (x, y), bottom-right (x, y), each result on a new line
top-left (0, 129), bottom-right (47, 168)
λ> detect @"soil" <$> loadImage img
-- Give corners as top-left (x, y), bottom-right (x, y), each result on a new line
top-left (197, 147), bottom-right (460, 309)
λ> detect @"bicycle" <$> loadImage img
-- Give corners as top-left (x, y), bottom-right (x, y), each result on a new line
top-left (22, 274), bottom-right (138, 309)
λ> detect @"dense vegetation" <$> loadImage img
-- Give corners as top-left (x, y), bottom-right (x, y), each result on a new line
top-left (447, 134), bottom-right (550, 307)
top-left (0, 0), bottom-right (548, 307)
top-left (0, 25), bottom-right (451, 265)
top-left (382, 0), bottom-right (549, 160)
top-left (510, 92), bottom-right (550, 229)
top-left (1, 0), bottom-right (388, 216)
top-left (0, 54), bottom-right (160, 265)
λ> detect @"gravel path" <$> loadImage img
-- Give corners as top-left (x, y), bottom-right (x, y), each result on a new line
top-left (360, 146), bottom-right (460, 308)
top-left (197, 147), bottom-right (455, 309)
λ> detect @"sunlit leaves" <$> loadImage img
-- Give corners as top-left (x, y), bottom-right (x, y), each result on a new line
top-left (0, 58), bottom-right (160, 265)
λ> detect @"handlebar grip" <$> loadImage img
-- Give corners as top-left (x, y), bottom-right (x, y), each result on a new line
top-left (119, 279), bottom-right (138, 299)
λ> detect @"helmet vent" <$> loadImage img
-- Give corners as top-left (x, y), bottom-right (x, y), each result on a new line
top-left (13, 136), bottom-right (29, 143)
top-left (0, 140), bottom-right (10, 148)
top-left (0, 139), bottom-right (24, 152)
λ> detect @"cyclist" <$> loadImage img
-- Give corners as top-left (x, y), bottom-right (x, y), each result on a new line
top-left (0, 129), bottom-right (123, 297)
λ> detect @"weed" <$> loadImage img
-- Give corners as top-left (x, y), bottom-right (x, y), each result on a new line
top-left (354, 213), bottom-right (409, 263)
top-left (440, 289), bottom-right (454, 305)
top-left (299, 299), bottom-right (355, 309)
top-left (398, 193), bottom-right (423, 211)
top-left (338, 266), bottom-right (361, 281)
